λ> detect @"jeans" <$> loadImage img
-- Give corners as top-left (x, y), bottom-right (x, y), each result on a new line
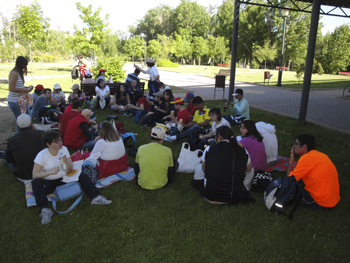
top-left (175, 125), bottom-right (205, 141)
top-left (31, 173), bottom-right (100, 210)
top-left (80, 140), bottom-right (95, 151)
top-left (297, 180), bottom-right (332, 211)
top-left (0, 151), bottom-right (14, 173)
top-left (8, 101), bottom-right (30, 133)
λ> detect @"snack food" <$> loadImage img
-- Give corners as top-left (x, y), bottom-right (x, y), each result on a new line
top-left (66, 169), bottom-right (78, 177)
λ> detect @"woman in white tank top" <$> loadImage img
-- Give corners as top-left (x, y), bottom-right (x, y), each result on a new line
top-left (7, 56), bottom-right (33, 132)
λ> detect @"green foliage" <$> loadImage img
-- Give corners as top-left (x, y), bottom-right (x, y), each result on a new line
top-left (174, 0), bottom-right (210, 38)
top-left (147, 39), bottom-right (162, 60)
top-left (157, 59), bottom-right (179, 68)
top-left (216, 0), bottom-right (235, 48)
top-left (131, 5), bottom-right (175, 41)
top-left (253, 41), bottom-right (278, 69)
top-left (316, 62), bottom-right (324, 75)
top-left (157, 34), bottom-right (175, 60)
top-left (123, 36), bottom-right (144, 62)
top-left (296, 67), bottom-right (305, 84)
top-left (173, 29), bottom-right (192, 64)
top-left (73, 2), bottom-right (109, 57)
top-left (191, 36), bottom-right (208, 65)
top-left (93, 56), bottom-right (126, 82)
top-left (251, 59), bottom-right (260, 69)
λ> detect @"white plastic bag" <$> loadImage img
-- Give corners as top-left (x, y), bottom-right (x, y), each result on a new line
top-left (83, 151), bottom-right (101, 168)
top-left (177, 143), bottom-right (203, 173)
top-left (99, 99), bottom-right (106, 109)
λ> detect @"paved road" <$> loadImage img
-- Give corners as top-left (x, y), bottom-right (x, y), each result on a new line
top-left (126, 64), bottom-right (350, 134)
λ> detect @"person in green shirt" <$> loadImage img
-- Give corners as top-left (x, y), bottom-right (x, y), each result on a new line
top-left (134, 127), bottom-right (178, 190)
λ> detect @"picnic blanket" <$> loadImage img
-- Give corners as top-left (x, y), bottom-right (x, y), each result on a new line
top-left (24, 167), bottom-right (135, 207)
top-left (265, 155), bottom-right (297, 172)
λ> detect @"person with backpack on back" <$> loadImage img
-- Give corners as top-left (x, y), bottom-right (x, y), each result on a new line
top-left (287, 134), bottom-right (340, 211)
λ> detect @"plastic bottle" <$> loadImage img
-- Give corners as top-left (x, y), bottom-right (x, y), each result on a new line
top-left (59, 152), bottom-right (67, 171)
top-left (224, 102), bottom-right (228, 112)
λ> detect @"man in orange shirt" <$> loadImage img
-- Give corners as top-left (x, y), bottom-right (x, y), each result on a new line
top-left (287, 134), bottom-right (340, 211)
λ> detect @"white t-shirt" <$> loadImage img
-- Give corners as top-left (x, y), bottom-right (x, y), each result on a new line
top-left (53, 91), bottom-right (66, 105)
top-left (145, 66), bottom-right (159, 81)
top-left (34, 147), bottom-right (70, 180)
top-left (211, 118), bottom-right (231, 135)
top-left (95, 85), bottom-right (110, 97)
top-left (91, 139), bottom-right (125, 161)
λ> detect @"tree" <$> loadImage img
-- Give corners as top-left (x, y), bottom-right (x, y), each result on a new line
top-left (157, 34), bottom-right (175, 60)
top-left (174, 0), bottom-right (210, 38)
top-left (191, 36), bottom-right (207, 65)
top-left (173, 29), bottom-right (192, 64)
top-left (74, 2), bottom-right (109, 59)
top-left (131, 5), bottom-right (175, 41)
top-left (253, 41), bottom-right (278, 69)
top-left (147, 39), bottom-right (162, 60)
top-left (123, 36), bottom-right (144, 62)
top-left (14, 0), bottom-right (50, 84)
top-left (216, 0), bottom-right (235, 46)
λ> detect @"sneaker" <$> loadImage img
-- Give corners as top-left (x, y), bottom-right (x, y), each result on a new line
top-left (123, 112), bottom-right (128, 116)
top-left (39, 208), bottom-right (53, 225)
top-left (169, 135), bottom-right (177, 142)
top-left (164, 135), bottom-right (170, 142)
top-left (126, 113), bottom-right (133, 118)
top-left (91, 195), bottom-right (112, 205)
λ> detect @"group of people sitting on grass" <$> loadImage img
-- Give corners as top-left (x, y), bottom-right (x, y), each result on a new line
top-left (3, 56), bottom-right (341, 225)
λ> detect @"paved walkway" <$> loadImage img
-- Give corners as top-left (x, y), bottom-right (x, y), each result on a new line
top-left (127, 64), bottom-right (350, 134)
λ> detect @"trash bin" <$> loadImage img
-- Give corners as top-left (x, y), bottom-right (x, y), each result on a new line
top-left (264, 71), bottom-right (270, 80)
top-left (214, 75), bottom-right (226, 99)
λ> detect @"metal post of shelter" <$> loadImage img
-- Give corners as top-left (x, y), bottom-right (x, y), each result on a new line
top-left (299, 0), bottom-right (321, 123)
top-left (229, 0), bottom-right (240, 103)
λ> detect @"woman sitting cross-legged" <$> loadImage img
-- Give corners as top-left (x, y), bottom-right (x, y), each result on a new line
top-left (31, 131), bottom-right (112, 225)
top-left (90, 121), bottom-right (128, 179)
top-left (95, 79), bottom-right (111, 109)
top-left (191, 126), bottom-right (254, 205)
top-left (111, 85), bottom-right (130, 113)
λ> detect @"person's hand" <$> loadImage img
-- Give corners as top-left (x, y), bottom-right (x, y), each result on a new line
top-left (51, 167), bottom-right (59, 174)
top-left (188, 122), bottom-right (194, 127)
top-left (61, 155), bottom-right (68, 163)
top-left (154, 106), bottom-right (158, 110)
top-left (199, 135), bottom-right (204, 139)
top-left (89, 120), bottom-right (97, 125)
top-left (92, 124), bottom-right (98, 130)
top-left (28, 85), bottom-right (34, 92)
top-left (164, 121), bottom-right (168, 124)
top-left (53, 112), bottom-right (58, 118)
top-left (230, 101), bottom-right (235, 106)
top-left (170, 115), bottom-right (176, 121)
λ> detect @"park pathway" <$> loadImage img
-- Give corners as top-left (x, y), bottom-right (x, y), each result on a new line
top-left (126, 64), bottom-right (350, 134)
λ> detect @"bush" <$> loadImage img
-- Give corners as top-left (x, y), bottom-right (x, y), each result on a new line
top-left (93, 56), bottom-right (126, 83)
top-left (316, 62), bottom-right (324, 75)
top-left (33, 56), bottom-right (41, 62)
top-left (157, 59), bottom-right (179, 68)
top-left (251, 59), bottom-right (260, 69)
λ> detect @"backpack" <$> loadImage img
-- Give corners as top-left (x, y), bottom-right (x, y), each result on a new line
top-left (71, 66), bottom-right (79, 80)
top-left (264, 175), bottom-right (302, 219)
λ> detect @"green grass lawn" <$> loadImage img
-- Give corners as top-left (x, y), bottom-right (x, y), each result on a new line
top-left (158, 65), bottom-right (350, 90)
top-left (1, 100), bottom-right (349, 262)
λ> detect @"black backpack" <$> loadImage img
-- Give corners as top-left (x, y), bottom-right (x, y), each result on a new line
top-left (264, 175), bottom-right (302, 219)
top-left (71, 66), bottom-right (79, 80)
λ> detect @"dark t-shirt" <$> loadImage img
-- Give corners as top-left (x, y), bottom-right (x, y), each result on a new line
top-left (204, 141), bottom-right (248, 203)
top-left (5, 128), bottom-right (45, 179)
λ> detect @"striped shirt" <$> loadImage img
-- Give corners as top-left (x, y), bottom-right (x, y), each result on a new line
top-left (7, 73), bottom-right (25, 103)
top-left (125, 73), bottom-right (140, 83)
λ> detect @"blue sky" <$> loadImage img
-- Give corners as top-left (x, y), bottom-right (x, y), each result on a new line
top-left (1, 0), bottom-right (349, 36)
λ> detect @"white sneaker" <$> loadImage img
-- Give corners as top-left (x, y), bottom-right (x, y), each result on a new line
top-left (169, 135), bottom-right (177, 142)
top-left (40, 208), bottom-right (53, 225)
top-left (164, 135), bottom-right (170, 142)
top-left (91, 195), bottom-right (112, 205)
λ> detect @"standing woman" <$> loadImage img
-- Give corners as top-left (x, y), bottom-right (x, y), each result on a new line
top-left (134, 58), bottom-right (160, 96)
top-left (8, 56), bottom-right (33, 132)
top-left (95, 79), bottom-right (111, 109)
top-left (238, 120), bottom-right (267, 171)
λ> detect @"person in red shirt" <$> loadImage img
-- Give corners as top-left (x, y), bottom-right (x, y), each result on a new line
top-left (164, 97), bottom-right (191, 137)
top-left (63, 109), bottom-right (97, 150)
top-left (184, 92), bottom-right (195, 117)
top-left (58, 100), bottom-right (82, 142)
top-left (125, 90), bottom-right (151, 123)
top-left (287, 134), bottom-right (340, 210)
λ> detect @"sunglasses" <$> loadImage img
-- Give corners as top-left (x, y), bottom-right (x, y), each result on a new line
top-left (294, 142), bottom-right (302, 146)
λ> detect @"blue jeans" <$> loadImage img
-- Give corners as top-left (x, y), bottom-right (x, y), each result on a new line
top-left (175, 125), bottom-right (205, 141)
top-left (297, 180), bottom-right (332, 211)
top-left (96, 95), bottom-right (111, 108)
top-left (8, 101), bottom-right (30, 133)
top-left (0, 151), bottom-right (14, 173)
top-left (223, 114), bottom-right (246, 126)
top-left (80, 140), bottom-right (95, 151)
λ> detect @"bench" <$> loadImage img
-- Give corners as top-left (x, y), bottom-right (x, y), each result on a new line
top-left (81, 82), bottom-right (145, 97)
top-left (276, 66), bottom-right (289, 71)
top-left (215, 69), bottom-right (230, 76)
top-left (218, 63), bottom-right (230, 67)
top-left (338, 72), bottom-right (350, 76)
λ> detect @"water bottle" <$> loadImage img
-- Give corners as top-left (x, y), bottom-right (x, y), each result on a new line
top-left (59, 152), bottom-right (67, 171)
top-left (224, 102), bottom-right (228, 112)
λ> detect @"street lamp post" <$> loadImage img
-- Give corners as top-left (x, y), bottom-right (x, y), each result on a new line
top-left (277, 8), bottom-right (289, 87)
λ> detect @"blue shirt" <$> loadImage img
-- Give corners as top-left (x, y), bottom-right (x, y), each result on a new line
top-left (232, 98), bottom-right (249, 119)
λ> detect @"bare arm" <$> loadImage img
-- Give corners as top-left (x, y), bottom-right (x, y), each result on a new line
top-left (246, 161), bottom-right (252, 172)
top-left (134, 64), bottom-right (146, 74)
top-left (286, 146), bottom-right (295, 176)
top-left (32, 163), bottom-right (59, 179)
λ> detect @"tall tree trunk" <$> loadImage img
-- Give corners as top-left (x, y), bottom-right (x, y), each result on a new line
top-left (199, 56), bottom-right (201, 66)
top-left (265, 60), bottom-right (266, 69)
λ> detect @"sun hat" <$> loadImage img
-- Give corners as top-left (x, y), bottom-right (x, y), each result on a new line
top-left (54, 83), bottom-right (61, 90)
top-left (35, 84), bottom-right (44, 90)
top-left (170, 97), bottom-right (184, 104)
top-left (184, 92), bottom-right (194, 102)
top-left (85, 70), bottom-right (92, 77)
top-left (145, 58), bottom-right (154, 63)
top-left (16, 114), bottom-right (31, 128)
top-left (151, 126), bottom-right (166, 139)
